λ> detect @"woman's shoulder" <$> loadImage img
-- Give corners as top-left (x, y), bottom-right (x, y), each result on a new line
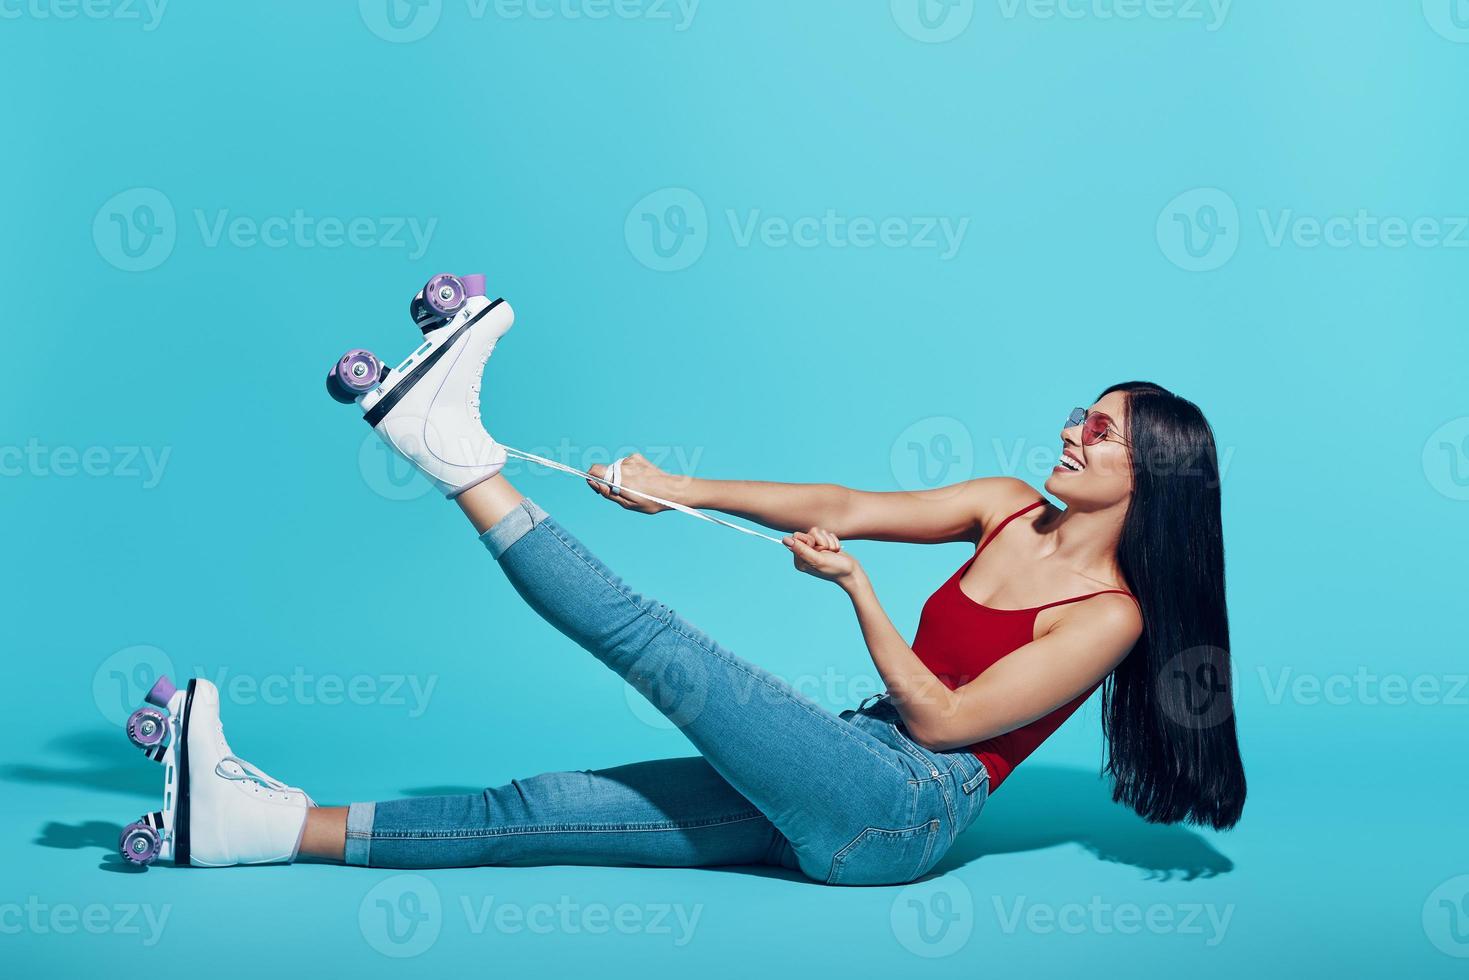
top-left (970, 478), bottom-right (1049, 526)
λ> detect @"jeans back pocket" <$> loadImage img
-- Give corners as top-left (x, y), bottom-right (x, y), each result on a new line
top-left (826, 820), bottom-right (941, 886)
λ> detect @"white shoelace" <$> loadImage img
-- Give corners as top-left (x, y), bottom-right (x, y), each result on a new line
top-left (216, 754), bottom-right (317, 806)
top-left (500, 447), bottom-right (783, 545)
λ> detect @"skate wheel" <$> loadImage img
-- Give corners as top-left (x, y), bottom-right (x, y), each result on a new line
top-left (119, 822), bottom-right (161, 866)
top-left (126, 707), bottom-right (168, 751)
top-left (327, 349), bottom-right (384, 404)
top-left (460, 273), bottom-right (487, 298)
top-left (422, 273), bottom-right (467, 317)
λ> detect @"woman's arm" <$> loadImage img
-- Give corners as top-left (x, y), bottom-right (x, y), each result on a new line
top-left (589, 453), bottom-right (1037, 545)
top-left (786, 530), bottom-right (1142, 749)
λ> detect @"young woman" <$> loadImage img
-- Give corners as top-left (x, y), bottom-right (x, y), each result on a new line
top-left (119, 296), bottom-right (1245, 884)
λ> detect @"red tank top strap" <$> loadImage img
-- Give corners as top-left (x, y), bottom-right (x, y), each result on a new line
top-left (976, 499), bottom-right (1047, 556)
top-left (1034, 589), bottom-right (1141, 613)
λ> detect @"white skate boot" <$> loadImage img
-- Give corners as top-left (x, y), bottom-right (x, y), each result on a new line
top-left (326, 273), bottom-right (514, 497)
top-left (118, 677), bottom-right (314, 868)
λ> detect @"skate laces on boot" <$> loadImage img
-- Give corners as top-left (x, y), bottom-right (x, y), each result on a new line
top-left (215, 754), bottom-right (316, 806)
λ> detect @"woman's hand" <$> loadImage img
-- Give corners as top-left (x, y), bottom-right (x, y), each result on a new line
top-left (784, 527), bottom-right (861, 585)
top-left (586, 452), bottom-right (691, 515)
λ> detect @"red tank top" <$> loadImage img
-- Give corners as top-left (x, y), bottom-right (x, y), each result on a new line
top-left (910, 500), bottom-right (1138, 792)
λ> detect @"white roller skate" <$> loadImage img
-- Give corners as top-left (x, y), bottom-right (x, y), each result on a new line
top-left (118, 677), bottom-right (313, 868)
top-left (326, 273), bottom-right (514, 497)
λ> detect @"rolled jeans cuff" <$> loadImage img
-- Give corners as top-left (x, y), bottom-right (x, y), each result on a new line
top-left (344, 802), bottom-right (376, 867)
top-left (480, 498), bottom-right (550, 560)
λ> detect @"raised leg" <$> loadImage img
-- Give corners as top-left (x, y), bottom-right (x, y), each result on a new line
top-left (470, 490), bottom-right (923, 883)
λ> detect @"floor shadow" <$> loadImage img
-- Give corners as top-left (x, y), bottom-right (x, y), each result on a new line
top-left (37, 819), bottom-right (123, 851)
top-left (2, 728), bottom-right (157, 798)
top-left (933, 764), bottom-right (1234, 881)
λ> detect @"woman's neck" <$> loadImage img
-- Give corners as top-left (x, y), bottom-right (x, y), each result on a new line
top-left (1037, 500), bottom-right (1129, 587)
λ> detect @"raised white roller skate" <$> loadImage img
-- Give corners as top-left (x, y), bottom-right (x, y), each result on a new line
top-left (118, 677), bottom-right (313, 868)
top-left (326, 273), bottom-right (514, 497)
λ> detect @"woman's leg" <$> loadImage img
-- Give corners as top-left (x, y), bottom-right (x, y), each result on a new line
top-left (300, 757), bottom-right (792, 871)
top-left (456, 477), bottom-right (924, 883)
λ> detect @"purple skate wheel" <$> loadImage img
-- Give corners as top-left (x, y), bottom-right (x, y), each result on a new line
top-left (119, 822), bottom-right (161, 866)
top-left (422, 273), bottom-right (467, 317)
top-left (460, 273), bottom-right (487, 298)
top-left (126, 707), bottom-right (167, 750)
top-left (327, 349), bottom-right (383, 404)
top-left (144, 675), bottom-right (177, 709)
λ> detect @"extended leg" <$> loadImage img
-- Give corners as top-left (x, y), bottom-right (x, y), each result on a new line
top-left (319, 757), bottom-right (791, 871)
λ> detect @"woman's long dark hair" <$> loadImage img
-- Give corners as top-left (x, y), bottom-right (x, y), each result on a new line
top-left (1098, 382), bottom-right (1246, 829)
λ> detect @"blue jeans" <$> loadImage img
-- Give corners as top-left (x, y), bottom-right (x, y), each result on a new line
top-left (344, 500), bottom-right (990, 885)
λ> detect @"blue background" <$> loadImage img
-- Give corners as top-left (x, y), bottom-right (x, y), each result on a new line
top-left (3, 0), bottom-right (1467, 974)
